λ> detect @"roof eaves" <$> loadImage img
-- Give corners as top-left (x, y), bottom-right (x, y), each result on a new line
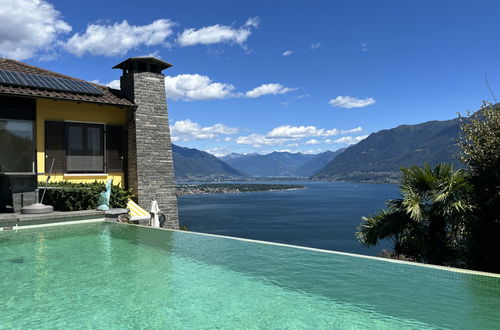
top-left (0, 90), bottom-right (136, 108)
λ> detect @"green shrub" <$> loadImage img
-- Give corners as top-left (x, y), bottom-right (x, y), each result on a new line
top-left (109, 184), bottom-right (135, 210)
top-left (39, 181), bottom-right (134, 211)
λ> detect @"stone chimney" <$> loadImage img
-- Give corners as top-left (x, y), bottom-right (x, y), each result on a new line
top-left (113, 57), bottom-right (179, 229)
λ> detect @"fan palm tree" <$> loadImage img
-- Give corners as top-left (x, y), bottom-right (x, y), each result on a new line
top-left (357, 163), bottom-right (471, 265)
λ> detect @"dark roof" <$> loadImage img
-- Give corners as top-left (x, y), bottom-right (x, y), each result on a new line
top-left (113, 57), bottom-right (172, 71)
top-left (0, 58), bottom-right (135, 107)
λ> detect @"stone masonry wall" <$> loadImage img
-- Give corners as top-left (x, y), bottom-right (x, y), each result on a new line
top-left (120, 71), bottom-right (179, 229)
top-left (121, 74), bottom-right (138, 199)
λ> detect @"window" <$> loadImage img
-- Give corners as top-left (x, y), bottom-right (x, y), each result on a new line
top-left (45, 121), bottom-right (124, 174)
top-left (0, 119), bottom-right (34, 173)
top-left (0, 96), bottom-right (35, 174)
top-left (66, 123), bottom-right (104, 172)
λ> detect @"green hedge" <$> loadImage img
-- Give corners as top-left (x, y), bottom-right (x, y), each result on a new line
top-left (39, 181), bottom-right (134, 211)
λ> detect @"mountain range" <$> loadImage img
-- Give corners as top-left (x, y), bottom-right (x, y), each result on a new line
top-left (220, 150), bottom-right (344, 177)
top-left (172, 117), bottom-right (462, 183)
top-left (293, 149), bottom-right (346, 177)
top-left (172, 145), bottom-right (245, 181)
top-left (172, 146), bottom-right (343, 181)
top-left (312, 118), bottom-right (462, 183)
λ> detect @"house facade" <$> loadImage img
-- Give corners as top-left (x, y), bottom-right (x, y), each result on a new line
top-left (0, 57), bottom-right (179, 228)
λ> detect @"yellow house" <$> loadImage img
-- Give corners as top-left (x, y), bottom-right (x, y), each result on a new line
top-left (0, 57), bottom-right (179, 228)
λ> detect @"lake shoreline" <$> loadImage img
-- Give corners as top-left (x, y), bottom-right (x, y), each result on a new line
top-left (177, 183), bottom-right (306, 196)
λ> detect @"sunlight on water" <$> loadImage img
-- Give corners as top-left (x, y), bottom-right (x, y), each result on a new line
top-left (1, 222), bottom-right (499, 329)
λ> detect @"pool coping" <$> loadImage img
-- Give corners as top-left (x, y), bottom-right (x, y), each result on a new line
top-left (1, 218), bottom-right (105, 230)
top-left (0, 210), bottom-right (105, 224)
top-left (4, 219), bottom-right (500, 279)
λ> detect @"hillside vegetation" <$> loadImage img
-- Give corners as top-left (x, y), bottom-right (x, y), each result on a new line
top-left (313, 118), bottom-right (461, 183)
top-left (172, 145), bottom-right (245, 181)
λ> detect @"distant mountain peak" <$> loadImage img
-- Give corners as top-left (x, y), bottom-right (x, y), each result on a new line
top-left (172, 144), bottom-right (246, 182)
top-left (220, 149), bottom-right (344, 178)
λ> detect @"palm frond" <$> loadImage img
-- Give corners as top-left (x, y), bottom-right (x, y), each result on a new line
top-left (356, 209), bottom-right (410, 246)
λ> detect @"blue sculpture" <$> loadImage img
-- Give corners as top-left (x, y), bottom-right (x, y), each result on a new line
top-left (97, 179), bottom-right (113, 211)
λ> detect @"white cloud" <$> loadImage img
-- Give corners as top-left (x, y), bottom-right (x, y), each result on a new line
top-left (296, 94), bottom-right (309, 99)
top-left (327, 135), bottom-right (368, 145)
top-left (158, 74), bottom-right (296, 102)
top-left (164, 74), bottom-right (235, 101)
top-left (328, 96), bottom-right (376, 108)
top-left (282, 50), bottom-right (293, 56)
top-left (90, 79), bottom-right (120, 89)
top-left (203, 147), bottom-right (232, 157)
top-left (267, 125), bottom-right (360, 138)
top-left (236, 134), bottom-right (268, 147)
top-left (361, 42), bottom-right (368, 52)
top-left (341, 126), bottom-right (363, 134)
top-left (302, 149), bottom-right (323, 154)
top-left (245, 83), bottom-right (296, 98)
top-left (267, 125), bottom-right (326, 138)
top-left (236, 134), bottom-right (290, 147)
top-left (171, 119), bottom-right (239, 142)
top-left (177, 17), bottom-right (259, 47)
top-left (310, 42), bottom-right (321, 50)
top-left (305, 139), bottom-right (321, 145)
top-left (245, 17), bottom-right (261, 28)
top-left (138, 50), bottom-right (161, 58)
top-left (237, 124), bottom-right (364, 147)
top-left (0, 0), bottom-right (71, 60)
top-left (106, 79), bottom-right (120, 89)
top-left (65, 19), bottom-right (175, 56)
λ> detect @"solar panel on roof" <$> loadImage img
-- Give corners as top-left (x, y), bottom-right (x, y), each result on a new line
top-left (0, 70), bottom-right (104, 96)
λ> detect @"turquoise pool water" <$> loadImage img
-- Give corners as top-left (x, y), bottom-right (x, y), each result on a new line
top-left (1, 222), bottom-right (499, 329)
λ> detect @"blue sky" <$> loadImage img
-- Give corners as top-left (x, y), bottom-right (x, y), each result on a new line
top-left (1, 0), bottom-right (500, 156)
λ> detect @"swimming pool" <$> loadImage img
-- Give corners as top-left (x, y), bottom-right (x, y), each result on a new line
top-left (1, 222), bottom-right (499, 328)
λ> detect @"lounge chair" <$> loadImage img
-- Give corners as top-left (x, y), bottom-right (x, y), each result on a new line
top-left (126, 199), bottom-right (150, 222)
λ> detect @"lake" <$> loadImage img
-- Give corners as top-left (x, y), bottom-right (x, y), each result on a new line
top-left (178, 181), bottom-right (399, 256)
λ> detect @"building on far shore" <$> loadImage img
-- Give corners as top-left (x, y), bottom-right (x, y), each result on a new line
top-left (0, 57), bottom-right (179, 228)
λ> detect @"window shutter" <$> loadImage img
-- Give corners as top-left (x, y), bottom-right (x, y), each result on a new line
top-left (44, 121), bottom-right (65, 173)
top-left (106, 125), bottom-right (124, 172)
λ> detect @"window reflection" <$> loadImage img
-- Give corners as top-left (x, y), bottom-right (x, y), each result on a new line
top-left (0, 119), bottom-right (34, 173)
top-left (68, 125), bottom-right (83, 154)
top-left (66, 123), bottom-right (104, 172)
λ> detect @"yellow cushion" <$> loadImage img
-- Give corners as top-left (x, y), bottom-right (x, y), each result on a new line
top-left (127, 199), bottom-right (150, 221)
